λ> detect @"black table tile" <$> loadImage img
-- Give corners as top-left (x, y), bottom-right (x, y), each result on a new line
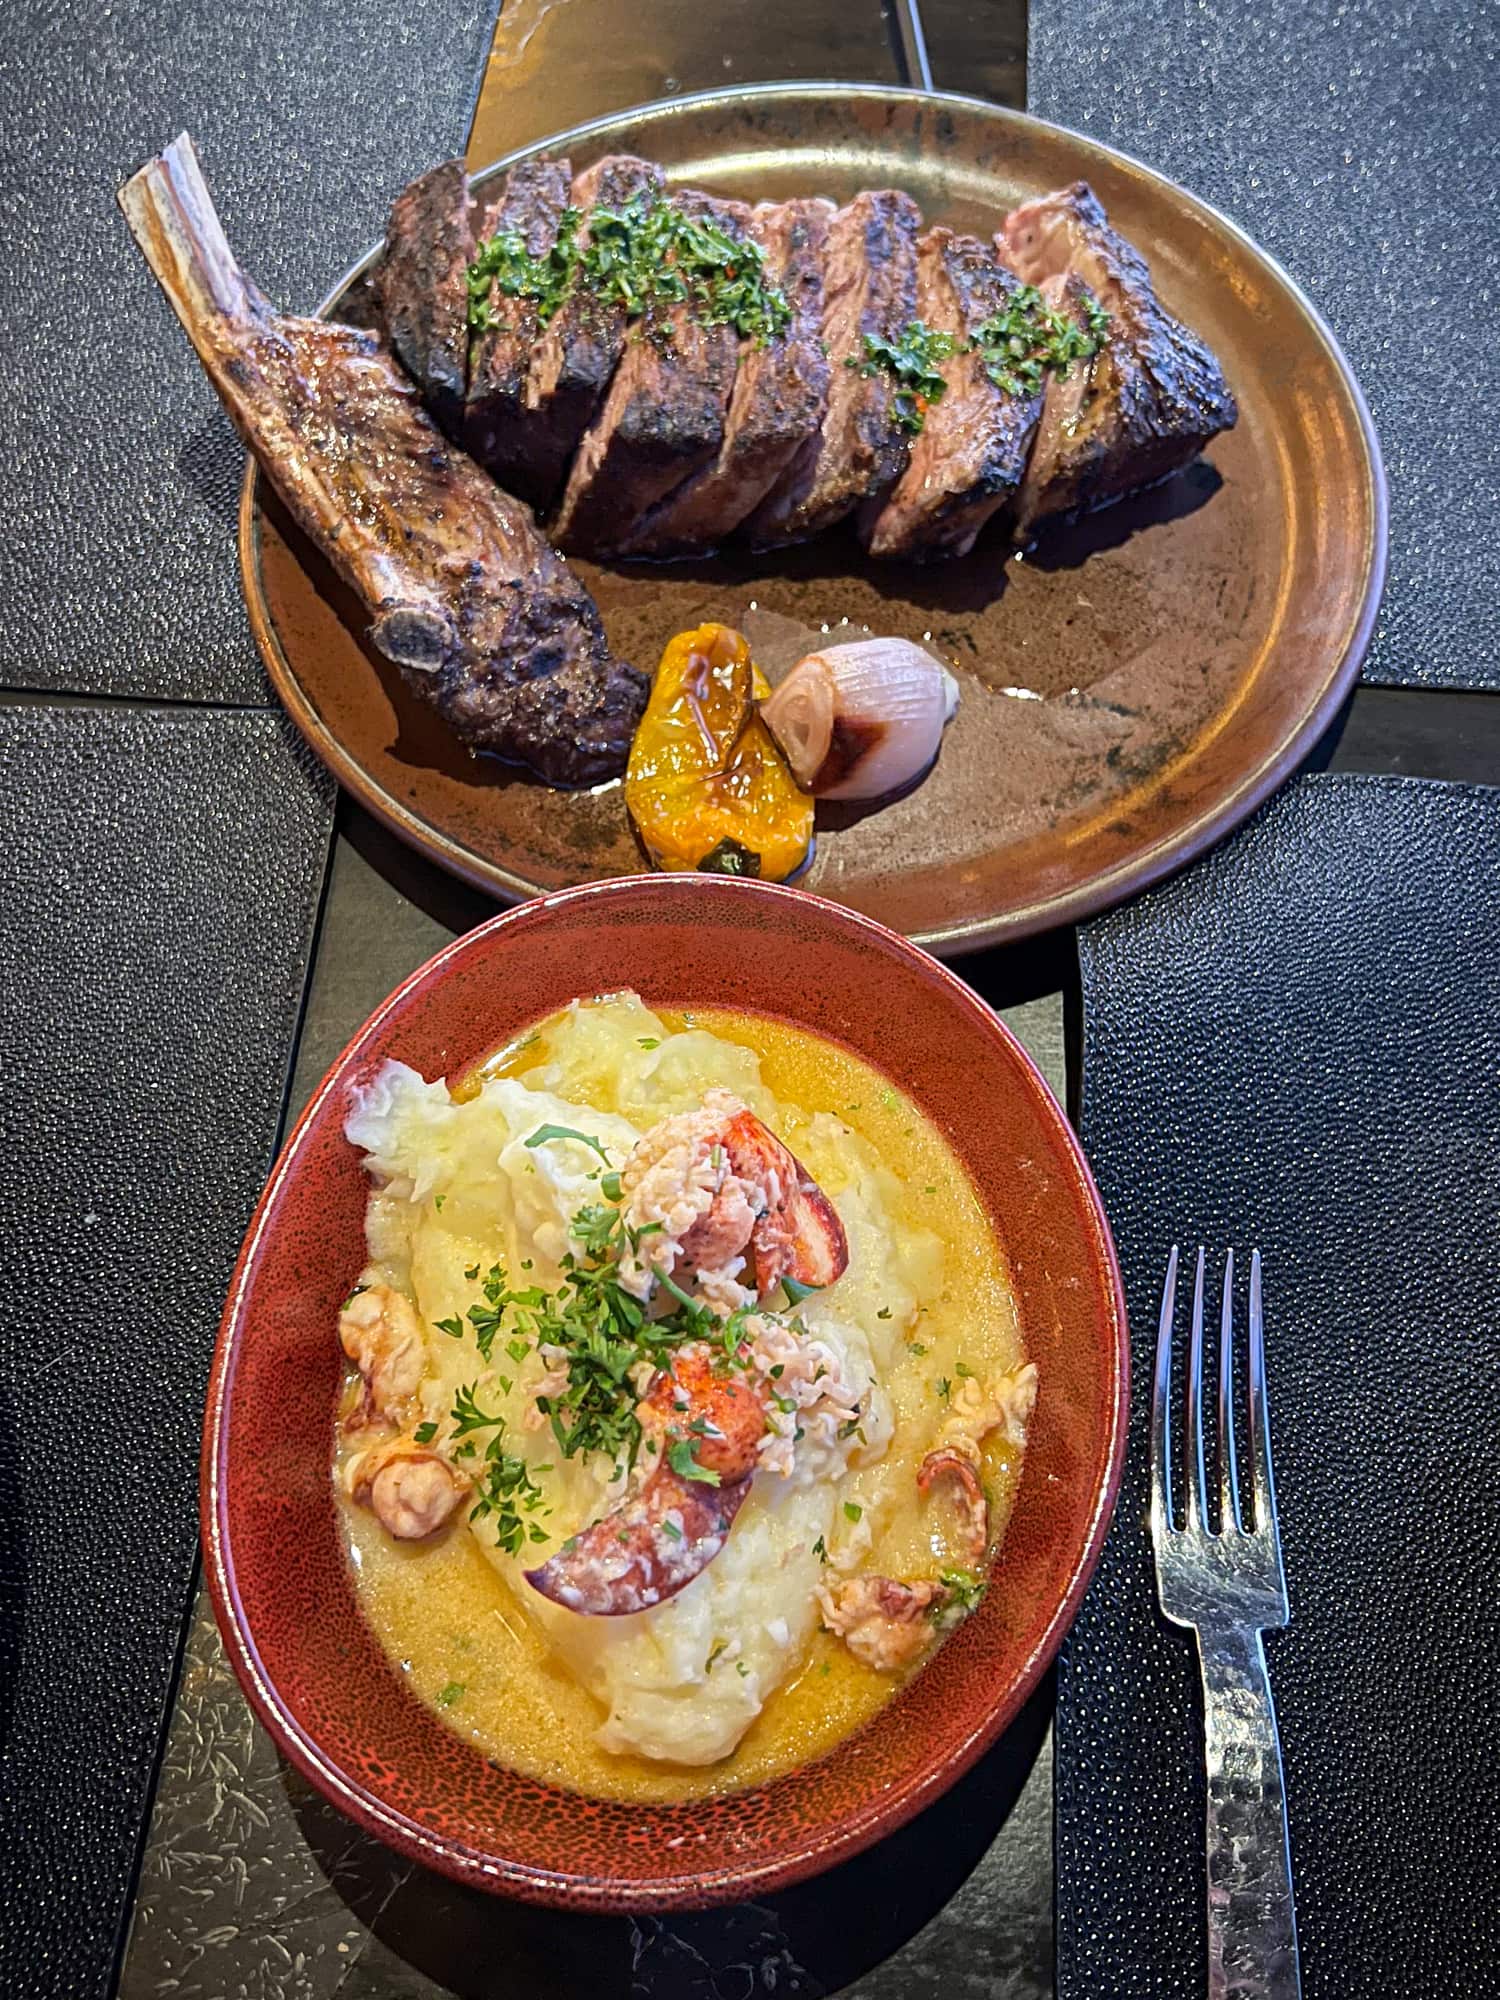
top-left (0, 0), bottom-right (499, 705)
top-left (0, 706), bottom-right (333, 2000)
top-left (1028, 0), bottom-right (1499, 691)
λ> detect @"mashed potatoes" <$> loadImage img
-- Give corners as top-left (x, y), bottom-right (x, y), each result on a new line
top-left (334, 994), bottom-right (1031, 1798)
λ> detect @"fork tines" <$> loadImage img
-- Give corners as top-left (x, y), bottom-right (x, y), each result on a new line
top-left (1151, 1246), bottom-right (1288, 1627)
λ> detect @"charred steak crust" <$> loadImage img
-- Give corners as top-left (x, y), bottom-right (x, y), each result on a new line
top-left (625, 195), bottom-right (836, 556)
top-left (522, 154), bottom-right (665, 518)
top-left (551, 189), bottom-right (745, 558)
top-left (865, 229), bottom-right (1046, 562)
top-left (744, 189), bottom-right (921, 546)
top-left (464, 157), bottom-right (574, 509)
top-left (272, 327), bottom-right (643, 786)
top-left (1002, 181), bottom-right (1238, 535)
top-left (376, 157), bottom-right (474, 440)
top-left (121, 138), bottom-right (644, 789)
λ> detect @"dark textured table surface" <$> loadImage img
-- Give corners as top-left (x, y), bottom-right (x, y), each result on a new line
top-left (1062, 774), bottom-right (1500, 1999)
top-left (0, 0), bottom-right (1495, 1994)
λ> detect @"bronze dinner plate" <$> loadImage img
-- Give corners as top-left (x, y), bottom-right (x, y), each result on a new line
top-left (241, 84), bottom-right (1386, 953)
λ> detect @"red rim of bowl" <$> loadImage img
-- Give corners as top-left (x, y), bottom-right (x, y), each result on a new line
top-left (201, 874), bottom-right (1129, 1907)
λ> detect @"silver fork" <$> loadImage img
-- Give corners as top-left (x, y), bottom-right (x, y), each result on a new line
top-left (1151, 1247), bottom-right (1303, 2000)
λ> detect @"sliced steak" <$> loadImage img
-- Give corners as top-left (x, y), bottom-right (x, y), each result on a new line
top-left (552, 190), bottom-right (744, 558)
top-left (625, 196), bottom-right (836, 556)
top-left (864, 229), bottom-right (1045, 562)
top-left (1000, 182), bottom-right (1237, 536)
top-left (464, 156), bottom-right (573, 509)
top-left (376, 157), bottom-right (473, 439)
top-left (522, 154), bottom-right (664, 517)
top-left (743, 189), bottom-right (921, 546)
top-left (121, 136), bottom-right (645, 786)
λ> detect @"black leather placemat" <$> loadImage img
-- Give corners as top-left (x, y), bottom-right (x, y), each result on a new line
top-left (0, 0), bottom-right (498, 705)
top-left (0, 707), bottom-right (332, 2000)
top-left (1029, 0), bottom-right (1498, 692)
top-left (1060, 773), bottom-right (1500, 1998)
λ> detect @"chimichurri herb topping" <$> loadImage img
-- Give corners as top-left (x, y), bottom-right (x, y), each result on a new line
top-left (467, 195), bottom-right (792, 343)
top-left (466, 204), bottom-right (582, 333)
top-left (969, 284), bottom-right (1110, 397)
top-left (845, 320), bottom-right (956, 435)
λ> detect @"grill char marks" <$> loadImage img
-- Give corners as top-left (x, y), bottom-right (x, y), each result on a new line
top-left (743, 189), bottom-right (922, 546)
top-left (120, 137), bottom-right (645, 788)
top-left (376, 158), bottom-right (474, 439)
top-left (551, 189), bottom-right (745, 558)
top-left (464, 157), bottom-right (573, 510)
top-left (626, 196), bottom-right (836, 556)
top-left (1001, 182), bottom-right (1238, 537)
top-left (865, 229), bottom-right (1046, 562)
top-left (522, 154), bottom-right (664, 517)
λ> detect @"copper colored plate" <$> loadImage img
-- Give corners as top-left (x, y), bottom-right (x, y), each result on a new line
top-left (203, 874), bottom-right (1128, 1905)
top-left (241, 84), bottom-right (1387, 953)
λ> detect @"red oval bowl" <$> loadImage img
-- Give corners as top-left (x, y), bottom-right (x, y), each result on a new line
top-left (204, 875), bottom-right (1127, 1908)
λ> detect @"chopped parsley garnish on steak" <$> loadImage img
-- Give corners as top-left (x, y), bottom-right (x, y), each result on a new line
top-left (846, 320), bottom-right (956, 434)
top-left (969, 284), bottom-right (1110, 398)
top-left (467, 194), bottom-right (792, 343)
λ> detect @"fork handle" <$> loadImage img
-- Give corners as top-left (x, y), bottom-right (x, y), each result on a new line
top-left (1198, 1627), bottom-right (1302, 2000)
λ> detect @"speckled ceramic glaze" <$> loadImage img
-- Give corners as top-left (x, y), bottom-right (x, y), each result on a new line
top-left (242, 83), bottom-right (1385, 955)
top-left (204, 877), bottom-right (1128, 1907)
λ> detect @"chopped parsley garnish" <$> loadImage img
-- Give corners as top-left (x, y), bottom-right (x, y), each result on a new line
top-left (451, 1383), bottom-right (505, 1438)
top-left (436, 1681), bottom-right (466, 1707)
top-left (908, 1340), bottom-right (928, 1358)
top-left (525, 1123), bottom-right (613, 1166)
top-left (736, 1660), bottom-right (750, 1677)
top-left (954, 1361), bottom-right (974, 1380)
top-left (812, 1535), bottom-right (829, 1564)
top-left (843, 1501), bottom-right (863, 1523)
top-left (936, 1377), bottom-right (952, 1401)
top-left (706, 1638), bottom-right (729, 1672)
top-left (433, 1194), bottom-right (446, 1211)
top-left (637, 1037), bottom-right (661, 1050)
top-left (413, 1421), bottom-right (438, 1445)
top-left (876, 1307), bottom-right (892, 1321)
top-left (661, 1517), bottom-right (684, 1541)
top-left (668, 1438), bottom-right (722, 1487)
top-left (937, 1568), bottom-right (987, 1620)
top-left (448, 1383), bottom-right (551, 1555)
top-left (436, 1206), bottom-right (734, 1476)
top-left (969, 284), bottom-right (1110, 397)
top-left (846, 320), bottom-right (956, 434)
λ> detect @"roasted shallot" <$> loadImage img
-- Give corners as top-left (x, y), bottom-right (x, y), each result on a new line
top-left (760, 638), bottom-right (959, 801)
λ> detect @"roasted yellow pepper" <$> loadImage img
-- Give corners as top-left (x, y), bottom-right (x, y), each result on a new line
top-left (624, 623), bottom-right (814, 880)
